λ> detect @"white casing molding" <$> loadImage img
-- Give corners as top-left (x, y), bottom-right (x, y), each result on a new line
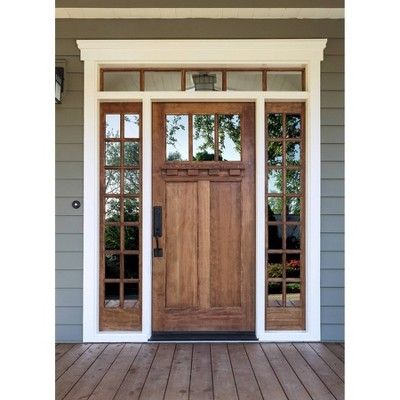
top-left (78, 39), bottom-right (326, 342)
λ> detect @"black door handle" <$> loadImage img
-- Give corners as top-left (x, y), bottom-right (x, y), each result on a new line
top-left (153, 206), bottom-right (163, 257)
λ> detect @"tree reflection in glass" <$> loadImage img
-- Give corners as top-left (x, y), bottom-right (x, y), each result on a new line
top-left (286, 142), bottom-right (301, 165)
top-left (105, 114), bottom-right (120, 138)
top-left (105, 198), bottom-right (120, 222)
top-left (105, 226), bottom-right (120, 250)
top-left (193, 114), bottom-right (215, 160)
top-left (124, 114), bottom-right (140, 138)
top-left (124, 170), bottom-right (140, 194)
top-left (124, 142), bottom-right (140, 165)
top-left (105, 142), bottom-right (120, 166)
top-left (268, 141), bottom-right (283, 165)
top-left (166, 114), bottom-right (189, 161)
top-left (286, 170), bottom-right (301, 194)
top-left (218, 114), bottom-right (241, 161)
top-left (105, 170), bottom-right (120, 194)
top-left (286, 114), bottom-right (301, 138)
top-left (267, 113), bottom-right (283, 138)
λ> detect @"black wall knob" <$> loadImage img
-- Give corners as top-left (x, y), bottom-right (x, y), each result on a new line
top-left (72, 200), bottom-right (81, 209)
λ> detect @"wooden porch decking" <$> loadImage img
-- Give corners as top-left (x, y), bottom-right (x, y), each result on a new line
top-left (56, 342), bottom-right (344, 400)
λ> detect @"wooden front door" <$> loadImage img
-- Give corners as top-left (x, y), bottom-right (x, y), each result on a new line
top-left (152, 102), bottom-right (255, 333)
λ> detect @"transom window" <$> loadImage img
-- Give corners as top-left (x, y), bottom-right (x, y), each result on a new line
top-left (101, 68), bottom-right (305, 92)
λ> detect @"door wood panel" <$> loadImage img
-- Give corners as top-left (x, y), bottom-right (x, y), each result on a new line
top-left (152, 102), bottom-right (255, 332)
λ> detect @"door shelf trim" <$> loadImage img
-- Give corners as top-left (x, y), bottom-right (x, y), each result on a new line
top-left (79, 39), bottom-right (325, 342)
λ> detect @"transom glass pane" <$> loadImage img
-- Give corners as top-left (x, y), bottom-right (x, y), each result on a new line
top-left (186, 71), bottom-right (222, 91)
top-left (103, 71), bottom-right (140, 91)
top-left (144, 71), bottom-right (181, 91)
top-left (267, 71), bottom-right (303, 91)
top-left (226, 71), bottom-right (263, 91)
top-left (166, 114), bottom-right (189, 161)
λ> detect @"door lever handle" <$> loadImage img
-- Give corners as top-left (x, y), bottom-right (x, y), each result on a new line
top-left (153, 206), bottom-right (163, 257)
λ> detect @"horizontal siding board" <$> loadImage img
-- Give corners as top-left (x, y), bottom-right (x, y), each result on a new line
top-left (56, 270), bottom-right (83, 288)
top-left (321, 324), bottom-right (344, 341)
top-left (56, 162), bottom-right (84, 180)
top-left (56, 144), bottom-right (83, 161)
top-left (321, 288), bottom-right (344, 306)
top-left (321, 306), bottom-right (344, 324)
top-left (56, 179), bottom-right (83, 197)
top-left (321, 179), bottom-right (344, 197)
top-left (321, 215), bottom-right (344, 233)
top-left (321, 126), bottom-right (344, 144)
top-left (56, 307), bottom-right (83, 325)
top-left (56, 125), bottom-right (84, 144)
top-left (321, 197), bottom-right (344, 214)
top-left (321, 144), bottom-right (344, 161)
top-left (56, 234), bottom-right (84, 251)
top-left (321, 109), bottom-right (344, 126)
top-left (321, 91), bottom-right (344, 108)
top-left (56, 107), bottom-right (84, 126)
top-left (56, 19), bottom-right (344, 40)
top-left (321, 55), bottom-right (344, 73)
top-left (57, 91), bottom-right (84, 108)
top-left (56, 288), bottom-right (83, 307)
top-left (321, 73), bottom-right (344, 91)
top-left (321, 233), bottom-right (344, 251)
top-left (56, 324), bottom-right (82, 342)
top-left (321, 269), bottom-right (344, 288)
top-left (56, 216), bottom-right (83, 234)
top-left (56, 252), bottom-right (83, 270)
top-left (321, 251), bottom-right (344, 269)
top-left (321, 161), bottom-right (344, 179)
top-left (56, 197), bottom-right (83, 216)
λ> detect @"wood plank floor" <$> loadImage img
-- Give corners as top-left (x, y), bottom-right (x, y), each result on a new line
top-left (55, 342), bottom-right (344, 400)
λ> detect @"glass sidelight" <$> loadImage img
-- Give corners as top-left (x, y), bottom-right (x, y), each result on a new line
top-left (265, 102), bottom-right (305, 330)
top-left (100, 103), bottom-right (142, 331)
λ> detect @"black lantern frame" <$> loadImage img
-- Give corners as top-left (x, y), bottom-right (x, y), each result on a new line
top-left (55, 67), bottom-right (64, 104)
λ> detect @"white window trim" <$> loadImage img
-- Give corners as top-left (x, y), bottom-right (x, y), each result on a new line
top-left (77, 39), bottom-right (326, 343)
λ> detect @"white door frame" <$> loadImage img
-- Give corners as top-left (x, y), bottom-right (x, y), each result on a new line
top-left (77, 39), bottom-right (326, 342)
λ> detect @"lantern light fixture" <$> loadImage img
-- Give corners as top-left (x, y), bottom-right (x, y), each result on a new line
top-left (192, 72), bottom-right (217, 91)
top-left (55, 67), bottom-right (64, 104)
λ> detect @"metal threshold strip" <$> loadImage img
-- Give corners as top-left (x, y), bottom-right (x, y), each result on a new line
top-left (150, 331), bottom-right (258, 341)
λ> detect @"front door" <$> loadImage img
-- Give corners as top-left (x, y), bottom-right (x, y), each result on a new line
top-left (152, 102), bottom-right (255, 334)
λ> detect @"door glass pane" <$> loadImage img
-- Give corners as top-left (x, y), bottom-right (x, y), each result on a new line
top-left (105, 170), bottom-right (120, 194)
top-left (226, 71), bottom-right (263, 91)
top-left (267, 71), bottom-right (303, 91)
top-left (267, 254), bottom-right (283, 278)
top-left (286, 197), bottom-right (300, 221)
top-left (105, 226), bottom-right (120, 250)
top-left (124, 254), bottom-right (139, 279)
top-left (105, 254), bottom-right (120, 279)
top-left (267, 142), bottom-right (283, 165)
top-left (105, 114), bottom-right (120, 138)
top-left (286, 283), bottom-right (301, 307)
top-left (186, 71), bottom-right (222, 91)
top-left (286, 254), bottom-right (301, 278)
top-left (105, 198), bottom-right (120, 222)
top-left (218, 114), bottom-right (241, 161)
top-left (286, 170), bottom-right (301, 194)
top-left (286, 114), bottom-right (302, 138)
top-left (268, 224), bottom-right (282, 249)
top-left (125, 226), bottom-right (139, 250)
top-left (286, 224), bottom-right (301, 249)
top-left (267, 197), bottom-right (283, 222)
top-left (124, 170), bottom-right (140, 194)
top-left (103, 71), bottom-right (140, 91)
top-left (105, 142), bottom-right (121, 166)
top-left (268, 282), bottom-right (282, 307)
top-left (124, 198), bottom-right (140, 222)
top-left (166, 114), bottom-right (189, 161)
top-left (286, 142), bottom-right (301, 165)
top-left (105, 283), bottom-right (120, 308)
top-left (267, 113), bottom-right (283, 138)
top-left (267, 169), bottom-right (283, 193)
top-left (144, 71), bottom-right (181, 91)
top-left (124, 283), bottom-right (139, 308)
top-left (193, 114), bottom-right (215, 161)
top-left (124, 142), bottom-right (140, 165)
top-left (124, 114), bottom-right (140, 138)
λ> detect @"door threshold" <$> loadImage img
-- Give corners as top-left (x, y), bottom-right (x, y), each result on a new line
top-left (150, 331), bottom-right (258, 342)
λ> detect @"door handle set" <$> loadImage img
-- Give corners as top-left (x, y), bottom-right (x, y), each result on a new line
top-left (153, 206), bottom-right (163, 257)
